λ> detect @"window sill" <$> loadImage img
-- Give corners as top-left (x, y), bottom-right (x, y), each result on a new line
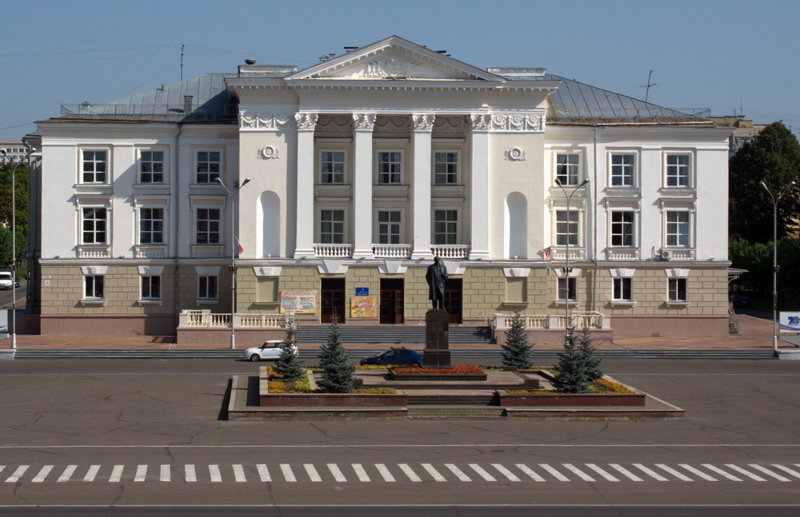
top-left (137, 299), bottom-right (163, 306)
top-left (252, 301), bottom-right (280, 307)
top-left (196, 299), bottom-right (219, 305)
top-left (502, 301), bottom-right (528, 308)
top-left (665, 301), bottom-right (689, 307)
top-left (610, 300), bottom-right (636, 307)
top-left (80, 299), bottom-right (105, 307)
top-left (554, 300), bottom-right (578, 307)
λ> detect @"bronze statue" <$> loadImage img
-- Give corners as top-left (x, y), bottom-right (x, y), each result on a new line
top-left (426, 256), bottom-right (448, 310)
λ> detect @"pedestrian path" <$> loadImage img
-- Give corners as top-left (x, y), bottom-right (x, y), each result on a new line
top-left (1, 461), bottom-right (799, 485)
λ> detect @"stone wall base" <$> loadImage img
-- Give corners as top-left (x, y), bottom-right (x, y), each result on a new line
top-left (40, 314), bottom-right (176, 335)
top-left (611, 315), bottom-right (728, 337)
top-left (177, 328), bottom-right (287, 346)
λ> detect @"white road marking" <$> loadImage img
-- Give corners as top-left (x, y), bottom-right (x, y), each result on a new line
top-left (748, 464), bottom-right (790, 482)
top-left (352, 463), bottom-right (371, 482)
top-left (208, 464), bottom-right (222, 483)
top-left (563, 464), bottom-right (595, 482)
top-left (83, 465), bottom-right (100, 482)
top-left (31, 465), bottom-right (53, 483)
top-left (232, 464), bottom-right (247, 482)
top-left (608, 463), bottom-right (643, 482)
top-left (256, 464), bottom-right (270, 482)
top-left (492, 464), bottom-right (521, 482)
top-left (656, 464), bottom-right (693, 482)
top-left (539, 463), bottom-right (569, 482)
top-left (327, 463), bottom-right (346, 482)
top-left (5, 465), bottom-right (29, 483)
top-left (702, 463), bottom-right (742, 481)
top-left (445, 464), bottom-right (472, 482)
top-left (134, 464), bottom-right (147, 482)
top-left (57, 465), bottom-right (77, 482)
top-left (398, 463), bottom-right (421, 482)
top-left (469, 464), bottom-right (496, 482)
top-left (375, 464), bottom-right (395, 482)
top-left (185, 464), bottom-right (197, 483)
top-left (421, 463), bottom-right (446, 482)
top-left (679, 464), bottom-right (717, 481)
top-left (633, 463), bottom-right (669, 481)
top-left (303, 464), bottom-right (321, 482)
top-left (280, 464), bottom-right (296, 483)
top-left (585, 463), bottom-right (619, 482)
top-left (160, 465), bottom-right (170, 482)
top-left (725, 464), bottom-right (766, 482)
top-left (772, 463), bottom-right (800, 479)
top-left (109, 465), bottom-right (124, 483)
top-left (515, 464), bottom-right (545, 482)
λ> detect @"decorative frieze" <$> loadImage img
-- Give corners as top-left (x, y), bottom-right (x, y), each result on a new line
top-left (294, 112), bottom-right (319, 131)
top-left (470, 114), bottom-right (492, 131)
top-left (353, 113), bottom-right (377, 131)
top-left (239, 111), bottom-right (293, 130)
top-left (471, 112), bottom-right (546, 133)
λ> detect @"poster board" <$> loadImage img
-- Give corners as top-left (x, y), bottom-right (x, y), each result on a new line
top-left (280, 290), bottom-right (317, 314)
top-left (350, 296), bottom-right (377, 318)
top-left (779, 312), bottom-right (800, 333)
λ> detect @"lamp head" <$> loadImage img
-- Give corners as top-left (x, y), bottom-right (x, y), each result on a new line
top-left (579, 178), bottom-right (590, 188)
top-left (239, 177), bottom-right (251, 188)
top-left (554, 178), bottom-right (563, 187)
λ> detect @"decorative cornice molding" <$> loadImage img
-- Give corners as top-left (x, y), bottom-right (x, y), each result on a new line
top-left (472, 111), bottom-right (546, 133)
top-left (470, 114), bottom-right (491, 131)
top-left (412, 114), bottom-right (436, 131)
top-left (352, 113), bottom-right (377, 131)
top-left (239, 111), bottom-right (293, 130)
top-left (294, 112), bottom-right (319, 131)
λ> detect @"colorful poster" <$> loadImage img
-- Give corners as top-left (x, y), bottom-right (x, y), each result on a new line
top-left (280, 290), bottom-right (317, 314)
top-left (779, 312), bottom-right (800, 333)
top-left (351, 296), bottom-right (377, 318)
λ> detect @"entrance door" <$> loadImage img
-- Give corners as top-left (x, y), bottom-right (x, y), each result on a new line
top-left (444, 278), bottom-right (463, 324)
top-left (321, 278), bottom-right (346, 324)
top-left (380, 278), bottom-right (404, 324)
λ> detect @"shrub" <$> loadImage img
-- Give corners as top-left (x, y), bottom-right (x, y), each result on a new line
top-left (501, 312), bottom-right (534, 369)
top-left (274, 323), bottom-right (305, 382)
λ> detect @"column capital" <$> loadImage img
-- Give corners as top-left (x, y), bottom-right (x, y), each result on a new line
top-left (294, 112), bottom-right (319, 131)
top-left (412, 114), bottom-right (436, 132)
top-left (353, 113), bottom-right (377, 131)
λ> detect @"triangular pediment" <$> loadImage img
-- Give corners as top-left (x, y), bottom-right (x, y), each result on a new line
top-left (287, 35), bottom-right (503, 83)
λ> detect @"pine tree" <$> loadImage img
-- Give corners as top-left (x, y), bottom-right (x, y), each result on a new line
top-left (274, 322), bottom-right (305, 382)
top-left (577, 327), bottom-right (602, 382)
top-left (500, 313), bottom-right (534, 369)
top-left (317, 318), bottom-right (355, 393)
top-left (552, 329), bottom-right (591, 393)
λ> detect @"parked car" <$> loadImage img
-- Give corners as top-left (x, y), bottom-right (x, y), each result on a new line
top-left (730, 293), bottom-right (750, 309)
top-left (243, 340), bottom-right (297, 362)
top-left (0, 271), bottom-right (12, 290)
top-left (359, 347), bottom-right (423, 367)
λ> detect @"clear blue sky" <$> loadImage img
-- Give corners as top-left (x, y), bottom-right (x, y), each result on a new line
top-left (1, 0), bottom-right (798, 141)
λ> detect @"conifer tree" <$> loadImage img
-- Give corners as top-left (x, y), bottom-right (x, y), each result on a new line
top-left (318, 318), bottom-right (354, 393)
top-left (274, 321), bottom-right (305, 382)
top-left (500, 313), bottom-right (534, 369)
top-left (552, 330), bottom-right (591, 393)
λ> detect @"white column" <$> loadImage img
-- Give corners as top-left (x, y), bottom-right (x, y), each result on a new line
top-left (411, 114), bottom-right (435, 259)
top-left (469, 115), bottom-right (491, 260)
top-left (293, 112), bottom-right (318, 258)
top-left (352, 113), bottom-right (376, 258)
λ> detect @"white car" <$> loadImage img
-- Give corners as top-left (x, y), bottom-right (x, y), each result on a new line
top-left (244, 340), bottom-right (298, 362)
top-left (0, 271), bottom-right (12, 290)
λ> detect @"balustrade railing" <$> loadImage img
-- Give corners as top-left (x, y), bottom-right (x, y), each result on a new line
top-left (181, 310), bottom-right (288, 329)
top-left (313, 243), bottom-right (353, 258)
top-left (372, 244), bottom-right (412, 258)
top-left (430, 244), bottom-right (470, 259)
top-left (134, 245), bottom-right (167, 258)
top-left (494, 311), bottom-right (607, 330)
top-left (76, 245), bottom-right (110, 258)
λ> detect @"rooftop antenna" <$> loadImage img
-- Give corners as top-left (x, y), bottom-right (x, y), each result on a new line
top-left (639, 69), bottom-right (657, 102)
top-left (180, 44), bottom-right (185, 81)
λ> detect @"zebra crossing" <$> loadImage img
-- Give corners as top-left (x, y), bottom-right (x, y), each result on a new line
top-left (1, 461), bottom-right (799, 485)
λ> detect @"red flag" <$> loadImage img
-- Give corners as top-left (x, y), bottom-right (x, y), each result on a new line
top-left (540, 247), bottom-right (551, 260)
top-left (237, 243), bottom-right (244, 255)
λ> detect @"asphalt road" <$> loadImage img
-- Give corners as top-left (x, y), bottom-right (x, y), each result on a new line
top-left (0, 280), bottom-right (25, 310)
top-left (0, 358), bottom-right (798, 515)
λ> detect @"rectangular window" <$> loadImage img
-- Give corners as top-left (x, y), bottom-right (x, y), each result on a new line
top-left (611, 211), bottom-right (635, 247)
top-left (666, 154), bottom-right (691, 187)
top-left (556, 153), bottom-right (580, 186)
top-left (141, 276), bottom-right (161, 300)
top-left (557, 277), bottom-right (577, 301)
top-left (196, 150), bottom-right (221, 183)
top-left (666, 211), bottom-right (690, 247)
top-left (610, 153), bottom-right (635, 187)
top-left (377, 151), bottom-right (402, 184)
top-left (668, 278), bottom-right (687, 302)
top-left (198, 275), bottom-right (218, 300)
top-left (613, 278), bottom-right (633, 301)
top-left (556, 210), bottom-right (579, 246)
top-left (140, 208), bottom-right (164, 244)
top-left (320, 209), bottom-right (345, 243)
top-left (320, 151), bottom-right (346, 184)
top-left (433, 209), bottom-right (458, 244)
top-left (140, 150), bottom-right (165, 183)
top-left (82, 150), bottom-right (107, 183)
top-left (82, 207), bottom-right (107, 244)
top-left (84, 275), bottom-right (104, 299)
top-left (377, 210), bottom-right (402, 244)
top-left (196, 208), bottom-right (220, 244)
top-left (434, 152), bottom-right (459, 184)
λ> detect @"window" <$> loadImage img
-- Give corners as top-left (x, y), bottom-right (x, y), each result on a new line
top-left (320, 151), bottom-right (345, 184)
top-left (613, 277), bottom-right (633, 301)
top-left (556, 210), bottom-right (579, 246)
top-left (377, 151), bottom-right (402, 184)
top-left (140, 150), bottom-right (165, 183)
top-left (666, 211), bottom-right (690, 247)
top-left (196, 150), bottom-right (221, 183)
top-left (82, 150), bottom-right (107, 183)
top-left (377, 210), bottom-right (402, 244)
top-left (610, 211), bottom-right (635, 247)
top-left (140, 208), bottom-right (164, 244)
top-left (434, 152), bottom-right (459, 184)
top-left (668, 278), bottom-right (687, 302)
top-left (433, 209), bottom-right (458, 244)
top-left (666, 154), bottom-right (691, 187)
top-left (82, 208), bottom-right (107, 244)
top-left (141, 275), bottom-right (161, 300)
top-left (84, 275), bottom-right (104, 299)
top-left (198, 275), bottom-right (218, 300)
top-left (320, 209), bottom-right (345, 243)
top-left (557, 277), bottom-right (576, 302)
top-left (610, 153), bottom-right (635, 187)
top-left (556, 153), bottom-right (580, 186)
top-left (196, 208), bottom-right (220, 244)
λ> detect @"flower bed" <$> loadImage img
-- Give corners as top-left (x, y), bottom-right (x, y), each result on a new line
top-left (500, 377), bottom-right (644, 407)
top-left (388, 365), bottom-right (487, 381)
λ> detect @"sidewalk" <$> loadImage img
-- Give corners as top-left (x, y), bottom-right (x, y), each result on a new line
top-left (2, 313), bottom-right (788, 352)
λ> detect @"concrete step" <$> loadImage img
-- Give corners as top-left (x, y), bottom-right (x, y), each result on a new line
top-left (407, 395), bottom-right (496, 405)
top-left (296, 325), bottom-right (494, 345)
top-left (407, 405), bottom-right (506, 419)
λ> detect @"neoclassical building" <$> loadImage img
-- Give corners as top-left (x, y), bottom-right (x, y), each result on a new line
top-left (29, 36), bottom-right (732, 343)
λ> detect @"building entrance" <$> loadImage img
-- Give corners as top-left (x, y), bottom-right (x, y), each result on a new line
top-left (444, 278), bottom-right (463, 324)
top-left (321, 278), bottom-right (346, 323)
top-left (380, 278), bottom-right (404, 324)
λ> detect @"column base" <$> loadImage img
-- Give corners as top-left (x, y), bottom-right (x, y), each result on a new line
top-left (293, 249), bottom-right (315, 259)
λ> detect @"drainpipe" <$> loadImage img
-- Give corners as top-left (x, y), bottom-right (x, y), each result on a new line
top-left (591, 125), bottom-right (599, 313)
top-left (173, 122), bottom-right (183, 329)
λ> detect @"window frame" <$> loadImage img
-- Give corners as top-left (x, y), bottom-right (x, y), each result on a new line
top-left (319, 149), bottom-right (347, 185)
top-left (81, 206), bottom-right (108, 245)
top-left (194, 148), bottom-right (223, 184)
top-left (557, 277), bottom-right (577, 302)
top-left (555, 152), bottom-right (581, 187)
top-left (84, 275), bottom-right (105, 300)
top-left (612, 277), bottom-right (633, 302)
top-left (610, 210), bottom-right (636, 247)
top-left (665, 210), bottom-right (691, 248)
top-left (555, 210), bottom-right (581, 247)
top-left (138, 148), bottom-right (166, 184)
top-left (432, 208), bottom-right (459, 245)
top-left (376, 209), bottom-right (403, 244)
top-left (197, 275), bottom-right (219, 301)
top-left (195, 207), bottom-right (221, 245)
top-left (319, 208), bottom-right (346, 244)
top-left (668, 277), bottom-right (688, 303)
top-left (80, 148), bottom-right (109, 184)
top-left (140, 275), bottom-right (162, 301)
top-left (433, 150), bottom-right (460, 185)
top-left (376, 150), bottom-right (403, 185)
top-left (609, 152), bottom-right (636, 187)
top-left (664, 152), bottom-right (693, 188)
top-left (139, 206), bottom-right (165, 245)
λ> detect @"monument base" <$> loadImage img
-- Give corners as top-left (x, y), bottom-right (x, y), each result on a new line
top-left (423, 309), bottom-right (451, 368)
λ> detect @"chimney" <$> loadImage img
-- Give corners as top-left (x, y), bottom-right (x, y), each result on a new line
top-left (183, 96), bottom-right (193, 113)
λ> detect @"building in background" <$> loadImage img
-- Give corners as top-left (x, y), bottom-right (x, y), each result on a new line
top-left (30, 36), bottom-right (733, 343)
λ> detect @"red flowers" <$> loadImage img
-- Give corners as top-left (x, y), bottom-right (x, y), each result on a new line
top-left (391, 365), bottom-right (485, 375)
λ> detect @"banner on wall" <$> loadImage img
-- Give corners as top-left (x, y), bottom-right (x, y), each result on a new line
top-left (280, 290), bottom-right (317, 314)
top-left (779, 312), bottom-right (800, 333)
top-left (351, 296), bottom-right (377, 318)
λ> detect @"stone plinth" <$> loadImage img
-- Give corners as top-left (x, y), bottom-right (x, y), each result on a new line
top-left (423, 309), bottom-right (451, 368)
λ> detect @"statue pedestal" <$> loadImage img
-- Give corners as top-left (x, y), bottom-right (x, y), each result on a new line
top-left (423, 309), bottom-right (451, 368)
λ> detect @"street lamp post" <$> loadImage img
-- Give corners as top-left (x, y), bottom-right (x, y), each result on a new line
top-left (0, 150), bottom-right (16, 350)
top-left (759, 179), bottom-right (795, 354)
top-left (555, 177), bottom-right (589, 337)
top-left (216, 177), bottom-right (250, 350)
